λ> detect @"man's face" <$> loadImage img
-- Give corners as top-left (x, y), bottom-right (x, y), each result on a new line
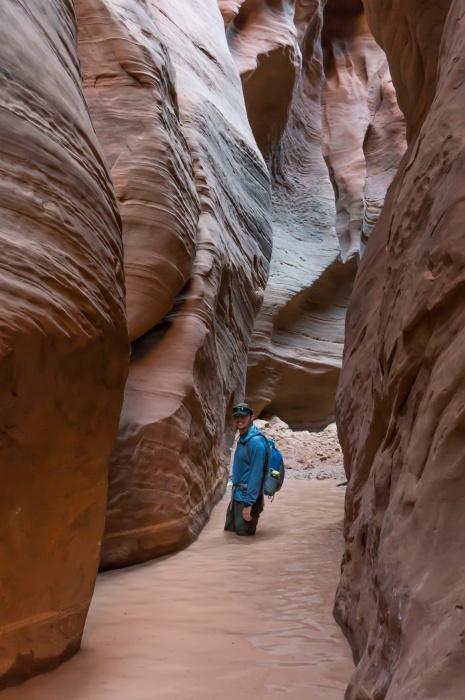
top-left (233, 414), bottom-right (253, 433)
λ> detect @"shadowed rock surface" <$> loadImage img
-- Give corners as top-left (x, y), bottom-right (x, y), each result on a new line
top-left (336, 1), bottom-right (465, 697)
top-left (224, 0), bottom-right (405, 428)
top-left (0, 1), bottom-right (128, 688)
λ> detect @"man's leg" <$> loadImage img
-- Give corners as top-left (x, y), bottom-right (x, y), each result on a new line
top-left (234, 500), bottom-right (259, 537)
top-left (224, 497), bottom-right (236, 531)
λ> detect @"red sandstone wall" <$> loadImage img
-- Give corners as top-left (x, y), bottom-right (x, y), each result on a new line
top-left (0, 1), bottom-right (128, 688)
top-left (336, 1), bottom-right (465, 697)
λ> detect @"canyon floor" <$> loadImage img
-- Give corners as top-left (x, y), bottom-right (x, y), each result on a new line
top-left (5, 479), bottom-right (353, 699)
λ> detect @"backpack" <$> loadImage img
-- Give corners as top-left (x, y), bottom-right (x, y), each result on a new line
top-left (262, 436), bottom-right (285, 498)
top-left (246, 430), bottom-right (285, 499)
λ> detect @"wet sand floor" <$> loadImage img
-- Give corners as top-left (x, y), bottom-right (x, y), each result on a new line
top-left (5, 481), bottom-right (353, 699)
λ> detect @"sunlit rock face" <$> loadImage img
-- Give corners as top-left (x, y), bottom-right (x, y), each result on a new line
top-left (0, 1), bottom-right (128, 688)
top-left (223, 0), bottom-right (405, 429)
top-left (76, 0), bottom-right (199, 343)
top-left (77, 0), bottom-right (272, 569)
top-left (336, 1), bottom-right (465, 697)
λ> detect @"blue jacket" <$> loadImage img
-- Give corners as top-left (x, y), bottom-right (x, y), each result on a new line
top-left (231, 425), bottom-right (267, 505)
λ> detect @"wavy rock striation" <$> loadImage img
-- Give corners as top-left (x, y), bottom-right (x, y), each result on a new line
top-left (0, 1), bottom-right (128, 689)
top-left (225, 0), bottom-right (405, 428)
top-left (336, 1), bottom-right (465, 697)
top-left (76, 0), bottom-right (199, 342)
top-left (77, 0), bottom-right (272, 569)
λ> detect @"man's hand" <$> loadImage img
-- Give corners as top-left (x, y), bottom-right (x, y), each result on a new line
top-left (242, 505), bottom-right (253, 522)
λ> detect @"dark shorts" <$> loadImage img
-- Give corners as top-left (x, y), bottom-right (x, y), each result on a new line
top-left (224, 496), bottom-right (263, 536)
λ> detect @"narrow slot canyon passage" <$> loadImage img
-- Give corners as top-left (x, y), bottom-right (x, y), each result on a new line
top-left (5, 482), bottom-right (352, 700)
top-left (3, 1), bottom-right (464, 696)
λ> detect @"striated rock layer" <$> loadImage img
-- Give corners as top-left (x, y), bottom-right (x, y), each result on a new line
top-left (224, 0), bottom-right (405, 428)
top-left (76, 0), bottom-right (199, 343)
top-left (0, 1), bottom-right (128, 689)
top-left (77, 0), bottom-right (272, 569)
top-left (336, 1), bottom-right (465, 697)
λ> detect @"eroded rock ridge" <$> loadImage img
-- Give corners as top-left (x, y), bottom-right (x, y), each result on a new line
top-left (76, 0), bottom-right (271, 571)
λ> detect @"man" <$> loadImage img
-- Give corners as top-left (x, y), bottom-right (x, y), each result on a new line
top-left (224, 403), bottom-right (268, 536)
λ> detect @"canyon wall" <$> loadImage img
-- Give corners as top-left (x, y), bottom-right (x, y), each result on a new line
top-left (336, 1), bottom-right (465, 697)
top-left (223, 0), bottom-right (405, 428)
top-left (0, 1), bottom-right (128, 688)
top-left (76, 0), bottom-right (272, 569)
top-left (1, 0), bottom-right (270, 687)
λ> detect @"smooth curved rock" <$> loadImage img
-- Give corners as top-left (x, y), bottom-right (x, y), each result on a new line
top-left (230, 0), bottom-right (405, 428)
top-left (90, 0), bottom-right (272, 569)
top-left (76, 0), bottom-right (199, 342)
top-left (336, 1), bottom-right (465, 697)
top-left (0, 1), bottom-right (128, 688)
